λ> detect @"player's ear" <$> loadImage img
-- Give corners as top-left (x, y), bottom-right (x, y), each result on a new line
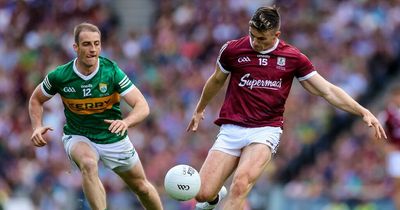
top-left (275, 30), bottom-right (281, 38)
top-left (73, 43), bottom-right (78, 52)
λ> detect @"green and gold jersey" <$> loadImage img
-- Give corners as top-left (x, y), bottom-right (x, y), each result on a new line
top-left (41, 56), bottom-right (134, 144)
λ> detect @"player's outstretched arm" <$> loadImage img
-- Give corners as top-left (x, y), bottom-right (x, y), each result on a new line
top-left (300, 73), bottom-right (387, 139)
top-left (29, 85), bottom-right (53, 147)
top-left (187, 66), bottom-right (229, 132)
top-left (105, 87), bottom-right (149, 136)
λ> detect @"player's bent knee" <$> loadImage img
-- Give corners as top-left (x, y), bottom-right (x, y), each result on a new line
top-left (78, 158), bottom-right (98, 175)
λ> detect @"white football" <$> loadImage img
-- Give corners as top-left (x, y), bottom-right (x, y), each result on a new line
top-left (164, 164), bottom-right (201, 201)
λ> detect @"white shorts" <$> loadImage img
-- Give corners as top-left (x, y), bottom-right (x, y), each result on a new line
top-left (62, 134), bottom-right (139, 172)
top-left (211, 124), bottom-right (282, 157)
top-left (387, 150), bottom-right (400, 177)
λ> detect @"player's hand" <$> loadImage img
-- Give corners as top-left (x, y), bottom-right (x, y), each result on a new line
top-left (104, 119), bottom-right (128, 136)
top-left (187, 111), bottom-right (205, 132)
top-left (31, 126), bottom-right (53, 147)
top-left (362, 112), bottom-right (387, 140)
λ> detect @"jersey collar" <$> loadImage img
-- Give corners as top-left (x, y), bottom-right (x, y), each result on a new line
top-left (249, 38), bottom-right (280, 54)
top-left (73, 58), bottom-right (100, 81)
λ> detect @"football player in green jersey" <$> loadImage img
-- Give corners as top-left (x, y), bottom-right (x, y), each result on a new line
top-left (29, 22), bottom-right (163, 210)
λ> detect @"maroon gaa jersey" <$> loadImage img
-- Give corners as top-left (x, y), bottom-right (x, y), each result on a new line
top-left (214, 36), bottom-right (316, 128)
top-left (380, 104), bottom-right (400, 149)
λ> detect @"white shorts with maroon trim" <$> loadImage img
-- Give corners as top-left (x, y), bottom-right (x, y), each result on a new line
top-left (211, 124), bottom-right (282, 157)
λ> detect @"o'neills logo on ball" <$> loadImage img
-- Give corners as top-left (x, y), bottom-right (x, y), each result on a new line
top-left (238, 73), bottom-right (282, 90)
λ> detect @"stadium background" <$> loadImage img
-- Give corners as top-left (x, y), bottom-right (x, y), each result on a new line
top-left (0, 0), bottom-right (399, 209)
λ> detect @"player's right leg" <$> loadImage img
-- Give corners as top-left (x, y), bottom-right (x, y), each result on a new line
top-left (195, 150), bottom-right (239, 209)
top-left (195, 124), bottom-right (246, 209)
top-left (62, 135), bottom-right (106, 210)
top-left (222, 143), bottom-right (272, 210)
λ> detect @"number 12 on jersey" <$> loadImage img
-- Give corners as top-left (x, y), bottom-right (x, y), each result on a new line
top-left (83, 88), bottom-right (92, 97)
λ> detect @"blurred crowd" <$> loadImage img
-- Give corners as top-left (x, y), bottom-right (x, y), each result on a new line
top-left (0, 0), bottom-right (399, 209)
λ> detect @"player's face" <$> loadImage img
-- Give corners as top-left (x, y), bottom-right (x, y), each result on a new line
top-left (249, 26), bottom-right (280, 52)
top-left (73, 31), bottom-right (101, 69)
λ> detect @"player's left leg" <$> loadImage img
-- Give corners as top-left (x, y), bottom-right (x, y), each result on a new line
top-left (115, 161), bottom-right (163, 210)
top-left (222, 143), bottom-right (272, 210)
top-left (98, 136), bottom-right (163, 210)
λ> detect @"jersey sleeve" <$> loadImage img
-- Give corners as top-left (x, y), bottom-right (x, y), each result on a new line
top-left (114, 65), bottom-right (135, 96)
top-left (216, 42), bottom-right (231, 74)
top-left (40, 70), bottom-right (58, 97)
top-left (295, 52), bottom-right (317, 81)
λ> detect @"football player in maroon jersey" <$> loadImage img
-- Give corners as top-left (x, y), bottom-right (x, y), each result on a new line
top-left (187, 5), bottom-right (387, 210)
top-left (379, 85), bottom-right (400, 210)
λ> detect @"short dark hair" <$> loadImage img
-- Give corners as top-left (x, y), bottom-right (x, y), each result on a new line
top-left (73, 22), bottom-right (101, 44)
top-left (249, 6), bottom-right (280, 32)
